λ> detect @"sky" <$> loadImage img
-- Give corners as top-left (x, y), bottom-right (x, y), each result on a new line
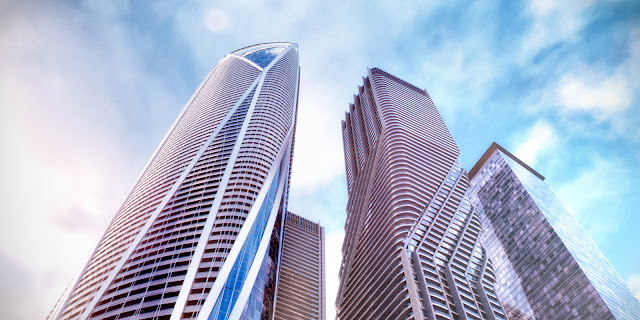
top-left (0, 0), bottom-right (639, 319)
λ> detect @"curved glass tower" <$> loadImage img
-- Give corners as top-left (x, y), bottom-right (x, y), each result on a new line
top-left (337, 68), bottom-right (507, 320)
top-left (49, 42), bottom-right (301, 320)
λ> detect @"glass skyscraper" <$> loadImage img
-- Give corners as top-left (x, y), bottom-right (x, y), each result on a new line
top-left (48, 42), bottom-right (324, 320)
top-left (337, 68), bottom-right (507, 320)
top-left (468, 142), bottom-right (640, 320)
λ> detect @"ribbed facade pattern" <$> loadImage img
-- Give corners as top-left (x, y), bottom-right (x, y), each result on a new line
top-left (55, 57), bottom-right (261, 320)
top-left (273, 212), bottom-right (326, 320)
top-left (337, 68), bottom-right (507, 320)
top-left (50, 43), bottom-right (302, 320)
top-left (468, 143), bottom-right (640, 320)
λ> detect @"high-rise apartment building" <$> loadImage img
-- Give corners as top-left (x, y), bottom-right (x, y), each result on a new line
top-left (273, 212), bottom-right (326, 320)
top-left (468, 142), bottom-right (640, 320)
top-left (48, 42), bottom-right (324, 320)
top-left (337, 68), bottom-right (507, 320)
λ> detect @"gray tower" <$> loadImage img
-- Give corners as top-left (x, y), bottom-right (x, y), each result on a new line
top-left (468, 142), bottom-right (640, 320)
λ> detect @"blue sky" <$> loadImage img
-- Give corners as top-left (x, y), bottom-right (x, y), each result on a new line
top-left (1, 0), bottom-right (639, 319)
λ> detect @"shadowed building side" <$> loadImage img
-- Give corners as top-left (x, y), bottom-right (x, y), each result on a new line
top-left (273, 212), bottom-right (326, 320)
top-left (468, 142), bottom-right (640, 320)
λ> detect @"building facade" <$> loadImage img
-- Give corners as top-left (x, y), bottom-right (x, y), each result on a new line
top-left (337, 68), bottom-right (507, 320)
top-left (48, 42), bottom-right (317, 320)
top-left (273, 212), bottom-right (326, 320)
top-left (468, 142), bottom-right (640, 320)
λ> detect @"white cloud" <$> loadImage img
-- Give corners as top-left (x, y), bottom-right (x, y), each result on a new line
top-left (203, 8), bottom-right (230, 33)
top-left (629, 27), bottom-right (640, 85)
top-left (290, 83), bottom-right (347, 192)
top-left (2, 1), bottom-right (638, 319)
top-left (0, 2), bottom-right (178, 318)
top-left (629, 274), bottom-right (640, 301)
top-left (557, 71), bottom-right (631, 116)
top-left (519, 0), bottom-right (595, 63)
top-left (522, 25), bottom-right (640, 141)
top-left (555, 157), bottom-right (630, 243)
top-left (80, 0), bottom-right (131, 17)
top-left (557, 157), bottom-right (628, 217)
top-left (513, 121), bottom-right (557, 167)
top-left (529, 0), bottom-right (557, 16)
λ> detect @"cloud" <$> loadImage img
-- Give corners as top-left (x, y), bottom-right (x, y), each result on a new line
top-left (556, 157), bottom-right (630, 243)
top-left (513, 121), bottom-right (557, 167)
top-left (0, 1), bottom-right (181, 317)
top-left (629, 274), bottom-right (640, 301)
top-left (288, 177), bottom-right (347, 229)
top-left (80, 0), bottom-right (131, 17)
top-left (629, 27), bottom-right (640, 84)
top-left (557, 71), bottom-right (631, 116)
top-left (519, 24), bottom-right (640, 143)
top-left (557, 157), bottom-right (629, 217)
top-left (203, 8), bottom-right (230, 33)
top-left (0, 254), bottom-right (40, 320)
top-left (290, 83), bottom-right (348, 192)
top-left (521, 0), bottom-right (595, 58)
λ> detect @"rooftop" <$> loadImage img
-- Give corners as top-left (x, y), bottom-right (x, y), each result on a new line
top-left (468, 142), bottom-right (545, 181)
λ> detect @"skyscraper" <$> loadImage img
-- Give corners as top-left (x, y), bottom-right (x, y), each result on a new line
top-left (337, 68), bottom-right (507, 320)
top-left (468, 142), bottom-right (640, 320)
top-left (273, 212), bottom-right (326, 320)
top-left (48, 42), bottom-right (323, 320)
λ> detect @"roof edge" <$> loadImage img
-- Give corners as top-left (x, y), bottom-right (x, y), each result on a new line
top-left (468, 142), bottom-right (545, 181)
top-left (230, 42), bottom-right (296, 55)
top-left (368, 67), bottom-right (429, 97)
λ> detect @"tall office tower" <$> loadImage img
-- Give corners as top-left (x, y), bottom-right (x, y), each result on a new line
top-left (49, 42), bottom-right (305, 320)
top-left (468, 142), bottom-right (640, 320)
top-left (273, 212), bottom-right (326, 320)
top-left (337, 68), bottom-right (507, 320)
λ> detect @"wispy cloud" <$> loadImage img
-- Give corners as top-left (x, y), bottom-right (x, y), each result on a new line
top-left (556, 156), bottom-right (630, 243)
top-left (0, 1), bottom-right (182, 317)
top-left (513, 120), bottom-right (557, 167)
top-left (203, 8), bottom-right (230, 33)
top-left (519, 0), bottom-right (596, 62)
top-left (0, 254), bottom-right (40, 320)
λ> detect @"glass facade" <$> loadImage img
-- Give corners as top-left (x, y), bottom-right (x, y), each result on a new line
top-left (209, 167), bottom-right (281, 320)
top-left (468, 143), bottom-right (640, 320)
top-left (244, 47), bottom-right (286, 68)
top-left (238, 209), bottom-right (281, 320)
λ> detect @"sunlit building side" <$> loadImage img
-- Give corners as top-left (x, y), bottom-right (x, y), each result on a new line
top-left (48, 42), bottom-right (324, 320)
top-left (337, 68), bottom-right (507, 320)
